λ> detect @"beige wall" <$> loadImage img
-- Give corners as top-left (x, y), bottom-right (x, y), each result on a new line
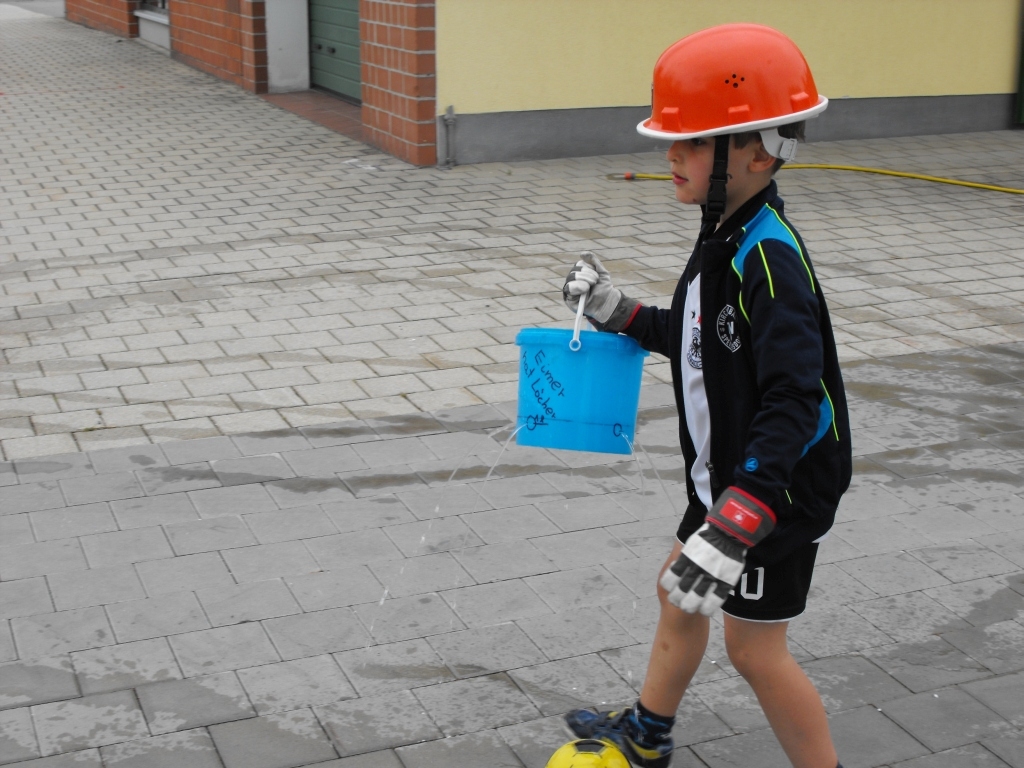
top-left (436, 0), bottom-right (1022, 115)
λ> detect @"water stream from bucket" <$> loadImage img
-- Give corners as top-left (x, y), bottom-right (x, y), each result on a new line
top-left (367, 419), bottom-right (686, 700)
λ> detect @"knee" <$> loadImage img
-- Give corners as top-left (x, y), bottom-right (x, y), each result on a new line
top-left (726, 636), bottom-right (780, 681)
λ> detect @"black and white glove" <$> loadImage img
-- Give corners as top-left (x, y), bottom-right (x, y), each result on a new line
top-left (660, 487), bottom-right (776, 616)
top-left (562, 252), bottom-right (640, 333)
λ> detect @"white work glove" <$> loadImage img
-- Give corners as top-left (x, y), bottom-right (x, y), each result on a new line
top-left (561, 252), bottom-right (640, 333)
top-left (660, 487), bottom-right (776, 616)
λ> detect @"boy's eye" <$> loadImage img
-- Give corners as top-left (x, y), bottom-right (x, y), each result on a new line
top-left (691, 138), bottom-right (706, 147)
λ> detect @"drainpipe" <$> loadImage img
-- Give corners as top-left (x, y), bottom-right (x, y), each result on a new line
top-left (440, 105), bottom-right (456, 168)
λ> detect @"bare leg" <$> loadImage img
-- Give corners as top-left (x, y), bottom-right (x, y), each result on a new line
top-left (638, 541), bottom-right (711, 717)
top-left (724, 615), bottom-right (837, 768)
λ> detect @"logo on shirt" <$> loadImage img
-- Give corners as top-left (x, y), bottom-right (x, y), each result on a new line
top-left (686, 323), bottom-right (702, 369)
top-left (717, 305), bottom-right (741, 352)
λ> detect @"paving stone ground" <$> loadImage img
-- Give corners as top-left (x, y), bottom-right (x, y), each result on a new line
top-left (2, 8), bottom-right (1024, 768)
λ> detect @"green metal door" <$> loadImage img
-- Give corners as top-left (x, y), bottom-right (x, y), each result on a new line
top-left (310, 0), bottom-right (360, 102)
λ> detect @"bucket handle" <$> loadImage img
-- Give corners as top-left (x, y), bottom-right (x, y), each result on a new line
top-left (570, 292), bottom-right (586, 351)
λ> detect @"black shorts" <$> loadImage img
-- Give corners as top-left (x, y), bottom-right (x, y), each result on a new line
top-left (676, 514), bottom-right (819, 622)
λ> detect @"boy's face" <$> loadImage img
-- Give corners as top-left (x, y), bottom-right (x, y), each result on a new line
top-left (666, 137), bottom-right (775, 210)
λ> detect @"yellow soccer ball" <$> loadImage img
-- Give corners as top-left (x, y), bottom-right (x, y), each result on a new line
top-left (545, 739), bottom-right (631, 768)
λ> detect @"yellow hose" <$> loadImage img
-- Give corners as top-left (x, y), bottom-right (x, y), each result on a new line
top-left (606, 165), bottom-right (1024, 195)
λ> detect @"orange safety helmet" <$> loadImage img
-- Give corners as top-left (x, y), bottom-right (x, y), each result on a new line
top-left (638, 23), bottom-right (827, 159)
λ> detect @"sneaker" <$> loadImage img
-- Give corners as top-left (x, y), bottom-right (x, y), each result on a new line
top-left (564, 708), bottom-right (673, 768)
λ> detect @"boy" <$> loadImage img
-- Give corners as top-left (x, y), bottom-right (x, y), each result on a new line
top-left (561, 24), bottom-right (852, 768)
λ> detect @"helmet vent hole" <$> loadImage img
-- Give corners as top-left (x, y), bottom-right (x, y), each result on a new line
top-left (725, 74), bottom-right (744, 87)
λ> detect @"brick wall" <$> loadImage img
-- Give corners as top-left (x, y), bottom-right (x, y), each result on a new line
top-left (66, 0), bottom-right (138, 38)
top-left (169, 0), bottom-right (267, 93)
top-left (360, 0), bottom-right (436, 166)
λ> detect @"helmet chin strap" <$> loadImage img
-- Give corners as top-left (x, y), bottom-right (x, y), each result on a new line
top-left (700, 134), bottom-right (731, 237)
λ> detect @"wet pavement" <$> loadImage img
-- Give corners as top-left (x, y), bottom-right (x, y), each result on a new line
top-left (2, 8), bottom-right (1024, 768)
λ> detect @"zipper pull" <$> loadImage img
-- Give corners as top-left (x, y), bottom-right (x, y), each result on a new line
top-left (705, 461), bottom-right (721, 489)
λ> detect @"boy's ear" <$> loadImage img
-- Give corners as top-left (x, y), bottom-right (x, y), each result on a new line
top-left (748, 142), bottom-right (776, 173)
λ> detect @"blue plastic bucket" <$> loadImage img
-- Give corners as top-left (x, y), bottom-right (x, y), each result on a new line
top-left (515, 328), bottom-right (649, 455)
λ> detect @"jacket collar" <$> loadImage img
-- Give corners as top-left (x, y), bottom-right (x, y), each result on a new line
top-left (703, 180), bottom-right (780, 245)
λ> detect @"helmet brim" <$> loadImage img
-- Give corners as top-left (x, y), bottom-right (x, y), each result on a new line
top-left (636, 95), bottom-right (828, 140)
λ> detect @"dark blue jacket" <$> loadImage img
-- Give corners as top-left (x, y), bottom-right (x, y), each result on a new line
top-left (624, 182), bottom-right (852, 563)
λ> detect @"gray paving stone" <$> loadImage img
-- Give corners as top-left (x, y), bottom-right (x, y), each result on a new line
top-left (211, 455), bottom-right (296, 486)
top-left (0, 578), bottom-right (54, 621)
top-left (426, 623), bottom-right (545, 679)
top-left (827, 705), bottom-right (930, 768)
top-left (236, 655), bottom-right (356, 715)
top-left (316, 690), bottom-right (443, 756)
top-left (169, 623), bottom-right (280, 677)
top-left (962, 670), bottom-right (1024, 726)
top-left (911, 542), bottom-right (1020, 582)
top-left (0, 482), bottom-right (65, 515)
top-left (0, 538), bottom-right (87, 580)
top-left (318, 752), bottom-right (403, 768)
top-left (281, 446), bottom-right (366, 477)
top-left (80, 527), bottom-right (172, 568)
top-left (321, 495), bottom-right (416, 532)
top-left (525, 565), bottom-right (635, 612)
top-left (305, 529), bottom-right (404, 570)
top-left (161, 436), bottom-right (242, 465)
top-left (398, 483), bottom-right (491, 520)
top-left (690, 723), bottom-right (792, 767)
top-left (984, 736), bottom-right (1024, 768)
top-left (49, 565), bottom-right (146, 611)
top-left (263, 607), bottom-right (372, 660)
top-left (506, 653), bottom-right (635, 716)
top-left (231, 429), bottom-right (313, 457)
top-left (299, 423), bottom-right (379, 449)
top-left (284, 566), bottom-right (383, 612)
top-left (942, 620), bottom-right (1024, 674)
top-left (3, 750), bottom-right (103, 767)
top-left (788, 605), bottom-right (896, 657)
top-left (188, 484), bottom-right (278, 518)
top-left (59, 473), bottom-right (143, 506)
top-left (71, 638), bottom-right (180, 696)
top-left (0, 514), bottom-right (34, 547)
top-left (136, 672), bottom-right (254, 734)
top-left (0, 656), bottom-right (78, 711)
top-left (221, 541), bottom-right (321, 583)
top-left (851, 591), bottom-right (971, 642)
top-left (413, 672), bottom-right (541, 736)
top-left (881, 688), bottom-right (1011, 751)
top-left (516, 606), bottom-right (635, 661)
top-left (535, 494), bottom-right (636, 532)
top-left (333, 638), bottom-right (454, 700)
top-left (163, 516), bottom-right (256, 555)
top-left (29, 504), bottom-right (116, 542)
top-left (440, 579), bottom-right (553, 628)
top-left (0, 707), bottom-right (41, 764)
top-left (136, 552), bottom-right (235, 595)
top-left (99, 729), bottom-right (224, 768)
top-left (135, 464), bottom-right (222, 496)
top-left (106, 593), bottom-right (211, 644)
top-left (14, 454), bottom-right (94, 485)
top-left (243, 506), bottom-right (337, 544)
top-left (395, 729), bottom-right (523, 768)
top-left (33, 690), bottom-right (148, 756)
top-left (837, 553), bottom-right (951, 597)
top-left (925, 577), bottom-right (1024, 627)
top-left (88, 446), bottom-right (167, 475)
top-left (367, 553), bottom-right (474, 598)
top-left (865, 636), bottom-right (994, 693)
top-left (11, 607), bottom-right (114, 658)
top-left (209, 709), bottom-right (339, 768)
top-left (264, 476), bottom-right (352, 509)
top-left (450, 540), bottom-right (556, 584)
top-left (338, 466), bottom-right (428, 498)
top-left (196, 579), bottom-right (301, 627)
top-left (109, 495), bottom-right (198, 530)
top-left (353, 593), bottom-right (465, 644)
top-left (892, 743), bottom-right (1014, 767)
top-left (473, 475), bottom-right (563, 509)
top-left (801, 654), bottom-right (912, 712)
top-left (691, 674), bottom-right (769, 733)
